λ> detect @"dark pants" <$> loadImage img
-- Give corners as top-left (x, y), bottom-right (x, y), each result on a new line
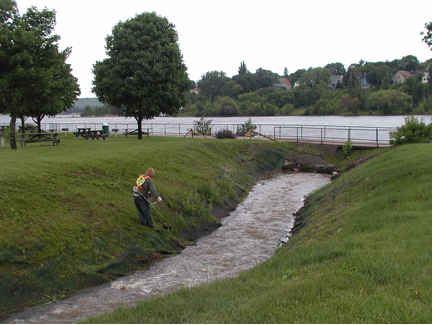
top-left (134, 195), bottom-right (153, 227)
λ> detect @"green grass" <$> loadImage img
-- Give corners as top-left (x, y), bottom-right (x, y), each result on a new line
top-left (2, 134), bottom-right (368, 319)
top-left (82, 143), bottom-right (432, 324)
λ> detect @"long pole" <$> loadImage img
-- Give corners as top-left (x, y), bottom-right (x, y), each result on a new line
top-left (139, 193), bottom-right (172, 229)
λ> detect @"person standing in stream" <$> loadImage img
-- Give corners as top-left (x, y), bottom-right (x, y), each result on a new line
top-left (133, 168), bottom-right (162, 228)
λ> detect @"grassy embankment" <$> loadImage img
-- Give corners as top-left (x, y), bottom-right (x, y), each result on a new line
top-left (83, 143), bottom-right (432, 324)
top-left (0, 134), bottom-right (375, 319)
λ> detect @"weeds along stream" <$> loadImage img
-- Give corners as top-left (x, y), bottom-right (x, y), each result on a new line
top-left (4, 172), bottom-right (330, 324)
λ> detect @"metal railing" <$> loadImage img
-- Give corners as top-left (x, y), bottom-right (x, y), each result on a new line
top-left (273, 125), bottom-right (395, 147)
top-left (9, 122), bottom-right (396, 147)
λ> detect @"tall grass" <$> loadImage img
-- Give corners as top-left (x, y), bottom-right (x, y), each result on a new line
top-left (83, 143), bottom-right (432, 324)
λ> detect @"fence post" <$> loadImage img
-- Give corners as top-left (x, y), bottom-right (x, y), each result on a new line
top-left (321, 128), bottom-right (323, 144)
top-left (348, 127), bottom-right (351, 140)
top-left (376, 128), bottom-right (379, 147)
top-left (296, 127), bottom-right (299, 143)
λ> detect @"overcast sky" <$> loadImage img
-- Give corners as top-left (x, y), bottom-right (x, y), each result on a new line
top-left (16, 0), bottom-right (433, 98)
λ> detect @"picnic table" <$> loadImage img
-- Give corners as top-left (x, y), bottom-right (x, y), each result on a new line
top-left (123, 128), bottom-right (151, 137)
top-left (74, 128), bottom-right (91, 137)
top-left (20, 132), bottom-right (60, 147)
top-left (83, 130), bottom-right (109, 140)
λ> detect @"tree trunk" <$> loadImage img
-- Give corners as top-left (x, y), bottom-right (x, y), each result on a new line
top-left (20, 117), bottom-right (26, 134)
top-left (9, 114), bottom-right (17, 150)
top-left (137, 118), bottom-right (142, 140)
top-left (33, 116), bottom-right (44, 133)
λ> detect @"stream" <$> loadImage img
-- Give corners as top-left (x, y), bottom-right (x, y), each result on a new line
top-left (4, 172), bottom-right (331, 324)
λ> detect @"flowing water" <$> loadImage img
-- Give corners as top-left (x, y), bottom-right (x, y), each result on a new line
top-left (4, 172), bottom-right (330, 324)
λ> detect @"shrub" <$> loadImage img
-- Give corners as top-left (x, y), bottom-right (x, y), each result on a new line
top-left (18, 123), bottom-right (37, 132)
top-left (181, 191), bottom-right (212, 220)
top-left (389, 115), bottom-right (432, 145)
top-left (193, 116), bottom-right (213, 136)
top-left (342, 140), bottom-right (353, 157)
top-left (236, 117), bottom-right (257, 136)
top-left (215, 129), bottom-right (236, 139)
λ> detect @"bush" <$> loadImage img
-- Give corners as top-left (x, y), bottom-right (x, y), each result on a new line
top-left (181, 191), bottom-right (212, 220)
top-left (236, 117), bottom-right (257, 136)
top-left (342, 140), bottom-right (353, 157)
top-left (389, 115), bottom-right (432, 145)
top-left (215, 129), bottom-right (236, 139)
top-left (18, 123), bottom-right (37, 132)
top-left (193, 116), bottom-right (213, 136)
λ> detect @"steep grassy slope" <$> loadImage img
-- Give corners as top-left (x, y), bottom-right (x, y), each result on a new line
top-left (1, 136), bottom-right (342, 319)
top-left (84, 144), bottom-right (431, 324)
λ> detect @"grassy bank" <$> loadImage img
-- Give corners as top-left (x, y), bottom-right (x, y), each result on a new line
top-left (0, 135), bottom-right (375, 319)
top-left (83, 143), bottom-right (432, 324)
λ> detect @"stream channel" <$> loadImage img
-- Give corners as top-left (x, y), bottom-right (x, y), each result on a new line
top-left (5, 171), bottom-right (331, 324)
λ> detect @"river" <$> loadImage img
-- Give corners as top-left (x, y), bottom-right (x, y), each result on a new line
top-left (4, 172), bottom-right (330, 324)
top-left (2, 115), bottom-right (430, 146)
top-left (0, 114), bottom-right (431, 129)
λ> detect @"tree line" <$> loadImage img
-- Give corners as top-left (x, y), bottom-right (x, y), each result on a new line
top-left (180, 55), bottom-right (432, 117)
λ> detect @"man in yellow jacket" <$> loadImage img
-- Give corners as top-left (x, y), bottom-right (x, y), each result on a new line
top-left (133, 168), bottom-right (162, 227)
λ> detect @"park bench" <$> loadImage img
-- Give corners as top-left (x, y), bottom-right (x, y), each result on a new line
top-left (20, 132), bottom-right (60, 147)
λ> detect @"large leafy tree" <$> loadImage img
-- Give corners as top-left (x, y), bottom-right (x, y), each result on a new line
top-left (0, 1), bottom-right (80, 148)
top-left (197, 71), bottom-right (230, 101)
top-left (397, 55), bottom-right (420, 71)
top-left (92, 12), bottom-right (190, 139)
top-left (287, 69), bottom-right (306, 88)
top-left (233, 61), bottom-right (254, 94)
top-left (252, 68), bottom-right (279, 91)
top-left (363, 63), bottom-right (393, 88)
top-left (324, 62), bottom-right (346, 75)
top-left (298, 67), bottom-right (332, 88)
top-left (401, 72), bottom-right (427, 107)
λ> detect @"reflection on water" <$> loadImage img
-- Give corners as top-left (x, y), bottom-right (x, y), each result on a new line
top-left (5, 172), bottom-right (330, 324)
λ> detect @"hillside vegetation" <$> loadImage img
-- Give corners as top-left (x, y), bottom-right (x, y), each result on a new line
top-left (65, 98), bottom-right (104, 114)
top-left (83, 143), bottom-right (432, 324)
top-left (0, 135), bottom-right (378, 319)
top-left (182, 57), bottom-right (432, 117)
